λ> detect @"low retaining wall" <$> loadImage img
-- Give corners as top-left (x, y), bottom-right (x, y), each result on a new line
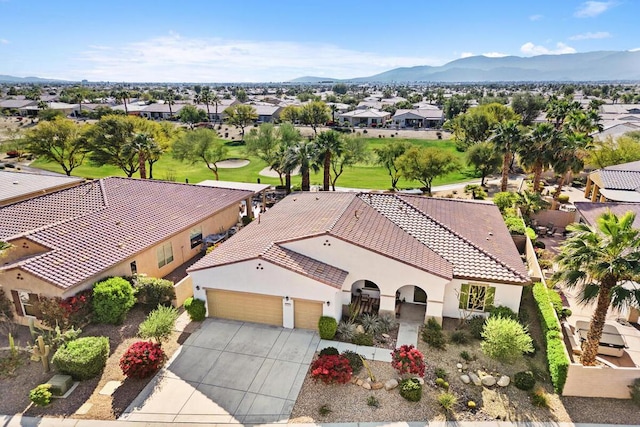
top-left (173, 275), bottom-right (193, 307)
top-left (563, 363), bottom-right (640, 399)
top-left (532, 210), bottom-right (576, 229)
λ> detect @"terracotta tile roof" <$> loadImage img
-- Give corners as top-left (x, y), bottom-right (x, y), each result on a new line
top-left (262, 245), bottom-right (348, 288)
top-left (597, 169), bottom-right (640, 190)
top-left (574, 202), bottom-right (640, 228)
top-left (191, 192), bottom-right (529, 285)
top-left (1, 177), bottom-right (253, 289)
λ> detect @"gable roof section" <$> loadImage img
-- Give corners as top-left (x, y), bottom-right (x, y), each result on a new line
top-left (1, 177), bottom-right (252, 289)
top-left (0, 170), bottom-right (84, 207)
top-left (574, 202), bottom-right (640, 228)
top-left (262, 245), bottom-right (348, 288)
top-left (597, 169), bottom-right (640, 190)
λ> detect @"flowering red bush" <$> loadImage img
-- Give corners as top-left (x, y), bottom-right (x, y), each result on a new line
top-left (310, 354), bottom-right (352, 384)
top-left (60, 289), bottom-right (93, 326)
top-left (391, 344), bottom-right (425, 377)
top-left (37, 289), bottom-right (93, 330)
top-left (119, 341), bottom-right (166, 379)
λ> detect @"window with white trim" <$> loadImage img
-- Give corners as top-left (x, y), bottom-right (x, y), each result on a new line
top-left (18, 290), bottom-right (39, 317)
top-left (190, 227), bottom-right (203, 249)
top-left (156, 242), bottom-right (174, 268)
top-left (458, 283), bottom-right (495, 312)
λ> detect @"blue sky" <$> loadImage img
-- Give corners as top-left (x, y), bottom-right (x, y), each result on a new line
top-left (0, 0), bottom-right (637, 82)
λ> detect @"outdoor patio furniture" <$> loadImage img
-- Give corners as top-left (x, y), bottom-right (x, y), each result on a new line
top-left (546, 226), bottom-right (558, 237)
top-left (575, 320), bottom-right (628, 357)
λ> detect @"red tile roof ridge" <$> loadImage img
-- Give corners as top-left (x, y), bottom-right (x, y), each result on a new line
top-left (398, 194), bottom-right (529, 283)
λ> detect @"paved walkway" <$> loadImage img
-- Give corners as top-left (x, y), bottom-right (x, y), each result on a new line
top-left (396, 322), bottom-right (419, 347)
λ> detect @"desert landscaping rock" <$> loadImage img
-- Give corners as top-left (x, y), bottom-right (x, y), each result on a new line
top-left (469, 372), bottom-right (482, 386)
top-left (356, 324), bottom-right (366, 334)
top-left (372, 382), bottom-right (384, 390)
top-left (362, 381), bottom-right (372, 390)
top-left (98, 380), bottom-right (122, 396)
top-left (456, 363), bottom-right (463, 369)
top-left (384, 379), bottom-right (398, 390)
top-left (460, 374), bottom-right (471, 384)
top-left (497, 375), bottom-right (510, 387)
top-left (356, 379), bottom-right (364, 386)
top-left (481, 375), bottom-right (497, 387)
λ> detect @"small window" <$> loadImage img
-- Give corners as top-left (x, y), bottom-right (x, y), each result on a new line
top-left (157, 242), bottom-right (174, 268)
top-left (18, 290), bottom-right (39, 317)
top-left (459, 283), bottom-right (495, 312)
top-left (190, 227), bottom-right (203, 249)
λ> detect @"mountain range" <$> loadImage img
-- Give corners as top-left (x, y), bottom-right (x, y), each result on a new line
top-left (0, 75), bottom-right (72, 83)
top-left (292, 50), bottom-right (640, 83)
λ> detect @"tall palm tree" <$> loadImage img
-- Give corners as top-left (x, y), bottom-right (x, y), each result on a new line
top-left (314, 130), bottom-right (343, 191)
top-left (491, 120), bottom-right (522, 192)
top-left (271, 123), bottom-right (302, 194)
top-left (285, 140), bottom-right (319, 191)
top-left (125, 132), bottom-right (155, 179)
top-left (200, 86), bottom-right (212, 120)
top-left (164, 89), bottom-right (175, 118)
top-left (554, 211), bottom-right (640, 366)
top-left (211, 93), bottom-right (221, 123)
top-left (519, 122), bottom-right (558, 193)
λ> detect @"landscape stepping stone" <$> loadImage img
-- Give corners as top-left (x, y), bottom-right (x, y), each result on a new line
top-left (99, 380), bottom-right (122, 396)
top-left (497, 375), bottom-right (510, 387)
top-left (47, 374), bottom-right (73, 396)
top-left (481, 375), bottom-right (496, 387)
top-left (75, 402), bottom-right (93, 415)
top-left (469, 372), bottom-right (481, 386)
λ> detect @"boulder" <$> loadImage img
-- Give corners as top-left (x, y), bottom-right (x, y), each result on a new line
top-left (497, 375), bottom-right (510, 387)
top-left (481, 375), bottom-right (496, 387)
top-left (356, 324), bottom-right (365, 334)
top-left (469, 372), bottom-right (482, 386)
top-left (371, 382), bottom-right (384, 390)
top-left (356, 379), bottom-right (364, 386)
top-left (362, 381), bottom-right (371, 390)
top-left (382, 333), bottom-right (390, 339)
top-left (460, 374), bottom-right (471, 384)
top-left (384, 379), bottom-right (398, 391)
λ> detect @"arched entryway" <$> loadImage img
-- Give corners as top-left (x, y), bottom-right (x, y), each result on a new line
top-left (395, 285), bottom-right (427, 322)
top-left (349, 280), bottom-right (380, 316)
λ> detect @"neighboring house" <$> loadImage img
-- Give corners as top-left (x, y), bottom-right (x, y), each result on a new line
top-left (0, 170), bottom-right (84, 206)
top-left (252, 104), bottom-right (282, 123)
top-left (21, 102), bottom-right (80, 117)
top-left (140, 103), bottom-right (186, 120)
top-left (111, 102), bottom-right (147, 115)
top-left (0, 177), bottom-right (253, 325)
top-left (594, 121), bottom-right (640, 140)
top-left (195, 98), bottom-right (239, 122)
top-left (188, 192), bottom-right (530, 330)
top-left (338, 109), bottom-right (390, 127)
top-left (0, 99), bottom-right (37, 115)
top-left (584, 160), bottom-right (640, 202)
top-left (393, 108), bottom-right (445, 129)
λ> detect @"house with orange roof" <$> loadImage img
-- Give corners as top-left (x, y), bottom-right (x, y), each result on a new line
top-left (188, 192), bottom-right (530, 329)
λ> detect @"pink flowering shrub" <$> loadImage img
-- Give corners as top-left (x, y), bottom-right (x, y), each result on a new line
top-left (311, 354), bottom-right (353, 384)
top-left (391, 344), bottom-right (425, 377)
top-left (120, 341), bottom-right (166, 379)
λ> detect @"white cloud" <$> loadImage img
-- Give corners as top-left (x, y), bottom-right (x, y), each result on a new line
top-left (74, 33), bottom-right (447, 82)
top-left (460, 52), bottom-right (474, 58)
top-left (529, 14), bottom-right (543, 21)
top-left (0, 38), bottom-right (9, 45)
top-left (574, 1), bottom-right (615, 18)
top-left (520, 42), bottom-right (577, 56)
top-left (482, 52), bottom-right (508, 58)
top-left (629, 48), bottom-right (640, 52)
top-left (569, 31), bottom-right (611, 40)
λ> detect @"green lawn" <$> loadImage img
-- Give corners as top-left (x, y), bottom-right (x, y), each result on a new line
top-left (30, 138), bottom-right (477, 191)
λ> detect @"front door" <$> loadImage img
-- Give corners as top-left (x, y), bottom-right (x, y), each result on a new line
top-left (413, 287), bottom-right (427, 304)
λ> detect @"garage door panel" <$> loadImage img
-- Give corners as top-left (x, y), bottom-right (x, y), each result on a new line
top-left (207, 289), bottom-right (283, 326)
top-left (294, 299), bottom-right (323, 330)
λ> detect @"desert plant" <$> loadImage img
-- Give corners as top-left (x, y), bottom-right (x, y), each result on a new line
top-left (341, 350), bottom-right (364, 375)
top-left (138, 305), bottom-right (179, 344)
top-left (421, 321), bottom-right (446, 350)
top-left (310, 354), bottom-right (352, 384)
top-left (92, 277), bottom-right (136, 324)
top-left (0, 288), bottom-right (14, 321)
top-left (120, 340), bottom-right (166, 379)
top-left (352, 332), bottom-right (374, 346)
top-left (435, 367), bottom-right (448, 379)
top-left (135, 276), bottom-right (176, 307)
top-left (359, 313), bottom-right (383, 335)
top-left (367, 395), bottom-right (380, 407)
top-left (630, 378), bottom-right (640, 406)
top-left (31, 335), bottom-right (50, 372)
top-left (450, 330), bottom-right (469, 344)
top-left (437, 391), bottom-right (458, 412)
top-left (399, 378), bottom-right (422, 402)
top-left (318, 316), bottom-right (338, 340)
top-left (391, 344), bottom-right (425, 377)
top-left (531, 386), bottom-right (549, 408)
top-left (378, 314), bottom-right (396, 334)
top-left (465, 315), bottom-right (486, 339)
top-left (489, 305), bottom-right (519, 321)
top-left (336, 320), bottom-right (357, 341)
top-left (29, 384), bottom-right (52, 407)
top-left (319, 347), bottom-right (339, 356)
top-left (318, 404), bottom-right (332, 416)
top-left (514, 370), bottom-right (536, 391)
top-left (481, 316), bottom-right (533, 363)
top-left (52, 336), bottom-right (109, 380)
top-left (459, 350), bottom-right (473, 362)
top-left (183, 297), bottom-right (206, 321)
top-left (435, 377), bottom-right (449, 389)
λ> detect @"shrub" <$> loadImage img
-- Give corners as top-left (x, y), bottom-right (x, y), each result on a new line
top-left (437, 391), bottom-right (458, 412)
top-left (514, 370), bottom-right (536, 391)
top-left (450, 330), bottom-right (469, 344)
top-left (391, 344), bottom-right (425, 377)
top-left (532, 283), bottom-right (561, 335)
top-left (352, 332), bottom-right (374, 346)
top-left (336, 320), bottom-right (357, 341)
top-left (489, 305), bottom-right (519, 322)
top-left (341, 350), bottom-right (364, 375)
top-left (183, 297), bottom-right (206, 321)
top-left (630, 378), bottom-right (640, 406)
top-left (318, 404), bottom-right (332, 416)
top-left (138, 305), bottom-right (179, 344)
top-left (120, 340), bottom-right (166, 379)
top-left (136, 276), bottom-right (175, 307)
top-left (493, 192), bottom-right (518, 213)
top-left (548, 290), bottom-right (564, 316)
top-left (319, 347), bottom-right (339, 356)
top-left (504, 216), bottom-right (526, 235)
top-left (29, 384), bottom-right (52, 407)
top-left (481, 316), bottom-right (533, 363)
top-left (60, 289), bottom-right (93, 327)
top-left (52, 336), bottom-right (109, 380)
top-left (466, 315), bottom-right (486, 339)
top-left (399, 378), bottom-right (422, 402)
top-left (459, 350), bottom-right (473, 362)
top-left (435, 367), bottom-right (448, 379)
top-left (531, 386), bottom-right (549, 408)
top-left (557, 194), bottom-right (570, 203)
top-left (367, 395), bottom-right (380, 407)
top-left (421, 320), bottom-right (446, 349)
top-left (38, 290), bottom-right (93, 330)
top-left (36, 296), bottom-right (69, 329)
top-left (359, 313), bottom-right (383, 335)
top-left (534, 240), bottom-right (546, 249)
top-left (0, 288), bottom-right (14, 321)
top-left (310, 354), bottom-right (352, 384)
top-left (92, 277), bottom-right (136, 324)
top-left (318, 316), bottom-right (338, 340)
top-left (378, 314), bottom-right (396, 334)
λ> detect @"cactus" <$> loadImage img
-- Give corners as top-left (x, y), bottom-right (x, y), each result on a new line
top-left (8, 333), bottom-right (16, 357)
top-left (31, 335), bottom-right (50, 372)
top-left (360, 355), bottom-right (376, 382)
top-left (28, 317), bottom-right (37, 340)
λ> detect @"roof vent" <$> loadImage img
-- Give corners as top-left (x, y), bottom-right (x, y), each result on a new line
top-left (12, 181), bottom-right (19, 185)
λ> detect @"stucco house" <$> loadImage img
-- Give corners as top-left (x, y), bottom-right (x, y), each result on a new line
top-left (338, 109), bottom-right (390, 127)
top-left (584, 160), bottom-right (640, 203)
top-left (393, 109), bottom-right (444, 129)
top-left (188, 192), bottom-right (530, 330)
top-left (140, 103), bottom-right (186, 120)
top-left (0, 177), bottom-right (253, 324)
top-left (0, 170), bottom-right (84, 207)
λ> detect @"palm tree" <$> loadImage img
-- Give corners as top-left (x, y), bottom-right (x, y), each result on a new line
top-left (272, 123), bottom-right (302, 194)
top-left (125, 132), bottom-right (155, 179)
top-left (211, 93), bottom-right (221, 123)
top-left (164, 89), bottom-right (175, 118)
top-left (553, 211), bottom-right (640, 366)
top-left (491, 120), bottom-right (522, 192)
top-left (200, 86), bottom-right (212, 120)
top-left (285, 140), bottom-right (319, 191)
top-left (519, 122), bottom-right (558, 193)
top-left (314, 130), bottom-right (343, 191)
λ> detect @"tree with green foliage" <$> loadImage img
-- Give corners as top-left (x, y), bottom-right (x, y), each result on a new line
top-left (314, 130), bottom-right (343, 191)
top-left (285, 140), bottom-right (319, 191)
top-left (224, 104), bottom-right (257, 141)
top-left (164, 89), bottom-right (176, 118)
top-left (235, 88), bottom-right (248, 102)
top-left (330, 135), bottom-right (370, 191)
top-left (332, 83), bottom-right (348, 95)
top-left (466, 141), bottom-right (501, 185)
top-left (124, 132), bottom-right (155, 179)
top-left (373, 140), bottom-right (411, 190)
top-left (519, 122), bottom-right (559, 193)
top-left (446, 102), bottom-right (518, 151)
top-left (280, 105), bottom-right (301, 124)
top-left (587, 134), bottom-right (640, 169)
top-left (271, 123), bottom-right (302, 193)
top-left (245, 122), bottom-right (281, 175)
top-left (172, 128), bottom-right (228, 180)
top-left (511, 92), bottom-right (546, 126)
top-left (177, 105), bottom-right (207, 129)
top-left (553, 211), bottom-right (640, 366)
top-left (300, 101), bottom-right (330, 137)
top-left (396, 146), bottom-right (460, 195)
top-left (85, 115), bottom-right (140, 177)
top-left (491, 119), bottom-right (523, 192)
top-left (137, 120), bottom-right (176, 179)
top-left (443, 95), bottom-right (470, 120)
top-left (38, 108), bottom-right (65, 121)
top-left (24, 117), bottom-right (88, 176)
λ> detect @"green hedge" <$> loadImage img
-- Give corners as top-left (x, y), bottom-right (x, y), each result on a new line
top-left (318, 316), bottom-right (337, 340)
top-left (92, 277), bottom-right (137, 324)
top-left (136, 276), bottom-right (175, 307)
top-left (52, 336), bottom-right (110, 380)
top-left (531, 283), bottom-right (569, 394)
top-left (183, 297), bottom-right (206, 321)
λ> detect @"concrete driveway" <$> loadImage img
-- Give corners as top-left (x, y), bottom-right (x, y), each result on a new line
top-left (121, 318), bottom-right (319, 424)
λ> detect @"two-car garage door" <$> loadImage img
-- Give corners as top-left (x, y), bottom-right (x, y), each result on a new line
top-left (206, 289), bottom-right (323, 330)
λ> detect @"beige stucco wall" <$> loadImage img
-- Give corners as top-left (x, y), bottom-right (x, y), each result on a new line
top-left (1, 238), bottom-right (50, 264)
top-left (174, 275), bottom-right (193, 307)
top-left (442, 278), bottom-right (525, 319)
top-left (563, 363), bottom-right (640, 398)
